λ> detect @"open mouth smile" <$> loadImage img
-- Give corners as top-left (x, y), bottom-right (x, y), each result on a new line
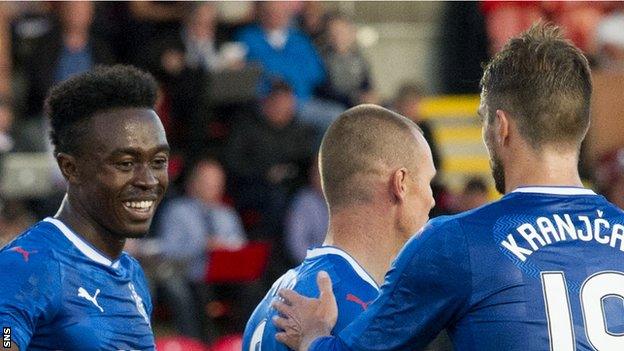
top-left (122, 200), bottom-right (154, 213)
top-left (121, 200), bottom-right (157, 221)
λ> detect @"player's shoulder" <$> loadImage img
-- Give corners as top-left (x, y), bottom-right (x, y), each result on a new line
top-left (261, 256), bottom-right (343, 301)
top-left (118, 252), bottom-right (150, 282)
top-left (119, 251), bottom-right (143, 270)
top-left (295, 247), bottom-right (378, 294)
top-left (416, 212), bottom-right (467, 240)
top-left (0, 220), bottom-right (64, 261)
top-left (402, 208), bottom-right (494, 259)
top-left (0, 226), bottom-right (62, 281)
top-left (599, 197), bottom-right (624, 216)
top-left (422, 197), bottom-right (513, 234)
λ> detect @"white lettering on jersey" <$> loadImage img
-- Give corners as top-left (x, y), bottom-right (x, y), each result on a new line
top-left (501, 210), bottom-right (624, 261)
top-left (128, 283), bottom-right (150, 325)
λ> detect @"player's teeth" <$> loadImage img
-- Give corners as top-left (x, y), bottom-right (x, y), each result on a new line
top-left (123, 201), bottom-right (154, 209)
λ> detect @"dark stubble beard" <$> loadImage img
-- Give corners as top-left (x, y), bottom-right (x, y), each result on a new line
top-left (491, 153), bottom-right (506, 194)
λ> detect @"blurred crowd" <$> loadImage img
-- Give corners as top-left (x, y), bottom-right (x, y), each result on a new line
top-left (0, 1), bottom-right (622, 344)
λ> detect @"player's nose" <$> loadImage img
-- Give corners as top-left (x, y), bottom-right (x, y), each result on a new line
top-left (133, 163), bottom-right (159, 189)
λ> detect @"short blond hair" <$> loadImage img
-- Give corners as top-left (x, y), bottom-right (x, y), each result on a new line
top-left (319, 104), bottom-right (422, 210)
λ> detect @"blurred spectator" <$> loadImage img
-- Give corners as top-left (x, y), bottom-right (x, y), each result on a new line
top-left (146, 3), bottom-right (244, 74)
top-left (0, 99), bottom-right (14, 153)
top-left (184, 3), bottom-right (246, 71)
top-left (595, 148), bottom-right (624, 209)
top-left (595, 11), bottom-right (624, 71)
top-left (0, 4), bottom-right (13, 101)
top-left (139, 4), bottom-right (234, 156)
top-left (129, 1), bottom-right (186, 24)
top-left (297, 1), bottom-right (329, 46)
top-left (235, 1), bottom-right (325, 105)
top-left (284, 158), bottom-right (328, 263)
top-left (481, 2), bottom-right (543, 56)
top-left (145, 157), bottom-right (246, 340)
top-left (481, 2), bottom-right (614, 58)
top-left (544, 2), bottom-right (606, 54)
top-left (393, 83), bottom-right (441, 170)
top-left (440, 2), bottom-right (489, 94)
top-left (23, 1), bottom-right (114, 120)
top-left (0, 199), bottom-right (36, 247)
top-left (225, 81), bottom-right (316, 236)
top-left (125, 1), bottom-right (187, 64)
top-left (9, 2), bottom-right (55, 78)
top-left (316, 14), bottom-right (376, 109)
top-left (452, 177), bottom-right (490, 213)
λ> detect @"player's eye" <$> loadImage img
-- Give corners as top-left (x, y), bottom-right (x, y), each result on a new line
top-left (116, 161), bottom-right (134, 171)
top-left (151, 157), bottom-right (168, 169)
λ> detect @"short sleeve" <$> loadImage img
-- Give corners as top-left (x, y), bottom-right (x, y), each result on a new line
top-left (317, 218), bottom-right (472, 351)
top-left (0, 248), bottom-right (61, 349)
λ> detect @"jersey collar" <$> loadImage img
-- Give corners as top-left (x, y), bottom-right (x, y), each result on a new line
top-left (511, 186), bottom-right (596, 196)
top-left (44, 217), bottom-right (121, 269)
top-left (305, 246), bottom-right (380, 291)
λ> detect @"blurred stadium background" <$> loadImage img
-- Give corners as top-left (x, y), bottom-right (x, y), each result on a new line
top-left (0, 2), bottom-right (623, 350)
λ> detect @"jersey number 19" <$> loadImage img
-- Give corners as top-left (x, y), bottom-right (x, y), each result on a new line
top-left (541, 271), bottom-right (624, 350)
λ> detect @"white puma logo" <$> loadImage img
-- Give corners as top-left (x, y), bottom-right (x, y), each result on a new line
top-left (78, 287), bottom-right (104, 313)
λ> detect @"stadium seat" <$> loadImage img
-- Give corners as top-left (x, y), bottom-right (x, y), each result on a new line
top-left (204, 241), bottom-right (271, 283)
top-left (155, 336), bottom-right (210, 351)
top-left (210, 334), bottom-right (243, 351)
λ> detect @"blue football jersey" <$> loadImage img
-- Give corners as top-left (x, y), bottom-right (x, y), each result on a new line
top-left (309, 186), bottom-right (624, 351)
top-left (0, 218), bottom-right (154, 350)
top-left (243, 246), bottom-right (380, 351)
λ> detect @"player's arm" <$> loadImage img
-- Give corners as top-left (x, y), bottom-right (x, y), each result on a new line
top-left (0, 249), bottom-right (61, 350)
top-left (274, 218), bottom-right (471, 351)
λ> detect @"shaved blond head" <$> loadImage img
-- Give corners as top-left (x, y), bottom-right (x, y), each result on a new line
top-left (319, 104), bottom-right (424, 210)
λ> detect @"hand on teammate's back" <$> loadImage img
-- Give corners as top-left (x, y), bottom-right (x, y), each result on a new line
top-left (272, 271), bottom-right (338, 351)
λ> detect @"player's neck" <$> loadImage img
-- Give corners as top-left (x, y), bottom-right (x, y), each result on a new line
top-left (324, 206), bottom-right (398, 286)
top-left (55, 194), bottom-right (126, 260)
top-left (504, 148), bottom-right (583, 193)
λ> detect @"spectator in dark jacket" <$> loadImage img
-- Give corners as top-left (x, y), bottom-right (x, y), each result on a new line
top-left (24, 2), bottom-right (114, 119)
top-left (393, 83), bottom-right (441, 170)
top-left (316, 14), bottom-right (375, 108)
top-left (225, 81), bottom-right (316, 236)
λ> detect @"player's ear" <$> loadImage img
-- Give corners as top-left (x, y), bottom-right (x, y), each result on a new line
top-left (56, 152), bottom-right (82, 184)
top-left (391, 167), bottom-right (408, 203)
top-left (495, 109), bottom-right (510, 146)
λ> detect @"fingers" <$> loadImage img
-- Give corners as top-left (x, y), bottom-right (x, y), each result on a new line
top-left (275, 331), bottom-right (291, 346)
top-left (317, 271), bottom-right (335, 301)
top-left (272, 299), bottom-right (292, 317)
top-left (274, 317), bottom-right (298, 350)
top-left (278, 287), bottom-right (306, 305)
top-left (272, 314), bottom-right (291, 331)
